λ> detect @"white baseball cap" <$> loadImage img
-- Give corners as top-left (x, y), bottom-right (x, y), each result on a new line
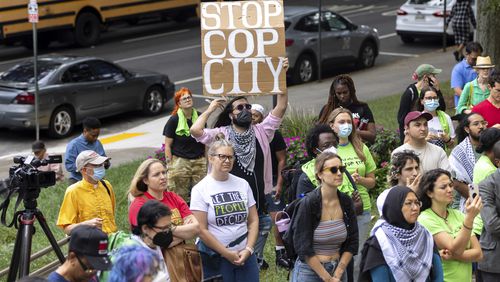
top-left (76, 150), bottom-right (109, 172)
top-left (251, 104), bottom-right (266, 116)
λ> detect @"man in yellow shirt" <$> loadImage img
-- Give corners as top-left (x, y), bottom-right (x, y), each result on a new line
top-left (57, 150), bottom-right (117, 234)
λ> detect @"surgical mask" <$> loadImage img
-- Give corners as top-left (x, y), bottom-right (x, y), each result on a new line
top-left (423, 99), bottom-right (440, 112)
top-left (337, 123), bottom-right (352, 138)
top-left (152, 231), bottom-right (173, 248)
top-left (233, 110), bottom-right (252, 128)
top-left (91, 166), bottom-right (106, 181)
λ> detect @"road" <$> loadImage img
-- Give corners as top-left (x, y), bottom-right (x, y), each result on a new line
top-left (0, 0), bottom-right (450, 161)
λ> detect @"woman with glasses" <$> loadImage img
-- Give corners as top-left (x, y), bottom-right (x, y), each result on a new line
top-left (360, 186), bottom-right (443, 282)
top-left (190, 134), bottom-right (259, 282)
top-left (128, 159), bottom-right (200, 248)
top-left (328, 108), bottom-right (376, 280)
top-left (291, 151), bottom-right (358, 282)
top-left (418, 86), bottom-right (456, 150)
top-left (418, 169), bottom-right (483, 282)
top-left (163, 87), bottom-right (207, 202)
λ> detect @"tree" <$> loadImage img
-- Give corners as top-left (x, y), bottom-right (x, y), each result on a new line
top-left (476, 0), bottom-right (500, 62)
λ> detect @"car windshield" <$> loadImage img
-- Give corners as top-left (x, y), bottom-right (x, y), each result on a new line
top-left (0, 60), bottom-right (61, 83)
top-left (409, 0), bottom-right (443, 5)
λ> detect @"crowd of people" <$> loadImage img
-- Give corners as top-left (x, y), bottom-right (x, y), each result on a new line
top-left (23, 38), bottom-right (500, 282)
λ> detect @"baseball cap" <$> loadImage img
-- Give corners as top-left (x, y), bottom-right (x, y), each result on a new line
top-left (476, 128), bottom-right (500, 154)
top-left (251, 104), bottom-right (266, 116)
top-left (404, 111), bottom-right (433, 127)
top-left (69, 225), bottom-right (112, 271)
top-left (415, 64), bottom-right (442, 78)
top-left (31, 140), bottom-right (46, 153)
top-left (76, 150), bottom-right (109, 172)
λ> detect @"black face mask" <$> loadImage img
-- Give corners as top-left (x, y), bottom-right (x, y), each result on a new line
top-left (152, 231), bottom-right (173, 248)
top-left (233, 110), bottom-right (252, 128)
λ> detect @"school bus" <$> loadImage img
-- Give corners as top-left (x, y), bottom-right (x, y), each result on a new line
top-left (0, 0), bottom-right (201, 48)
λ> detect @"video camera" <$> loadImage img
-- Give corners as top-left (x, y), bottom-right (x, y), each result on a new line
top-left (8, 155), bottom-right (62, 190)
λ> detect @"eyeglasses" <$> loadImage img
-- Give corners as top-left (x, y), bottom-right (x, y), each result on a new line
top-left (153, 223), bottom-right (173, 232)
top-left (233, 104), bottom-right (252, 111)
top-left (76, 255), bottom-right (96, 273)
top-left (403, 200), bottom-right (422, 208)
top-left (211, 154), bottom-right (234, 162)
top-left (322, 166), bottom-right (346, 174)
top-left (180, 96), bottom-right (192, 102)
top-left (470, 121), bottom-right (488, 127)
top-left (423, 97), bottom-right (439, 101)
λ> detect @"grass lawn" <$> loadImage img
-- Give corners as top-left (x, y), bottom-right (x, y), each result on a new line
top-left (0, 81), bottom-right (455, 281)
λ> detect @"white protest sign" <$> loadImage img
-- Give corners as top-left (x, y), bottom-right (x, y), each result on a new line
top-left (201, 0), bottom-right (286, 96)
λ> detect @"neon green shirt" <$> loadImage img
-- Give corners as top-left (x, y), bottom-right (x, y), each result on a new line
top-left (419, 208), bottom-right (473, 282)
top-left (336, 143), bottom-right (376, 211)
top-left (473, 155), bottom-right (496, 184)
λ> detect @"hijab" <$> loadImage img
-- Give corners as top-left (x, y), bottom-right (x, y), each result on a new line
top-left (375, 186), bottom-right (434, 282)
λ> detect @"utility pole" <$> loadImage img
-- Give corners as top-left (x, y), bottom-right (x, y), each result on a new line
top-left (28, 0), bottom-right (40, 140)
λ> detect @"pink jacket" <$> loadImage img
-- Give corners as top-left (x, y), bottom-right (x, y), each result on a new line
top-left (194, 113), bottom-right (282, 194)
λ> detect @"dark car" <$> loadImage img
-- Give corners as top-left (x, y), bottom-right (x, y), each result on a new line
top-left (285, 6), bottom-right (380, 84)
top-left (0, 55), bottom-right (175, 138)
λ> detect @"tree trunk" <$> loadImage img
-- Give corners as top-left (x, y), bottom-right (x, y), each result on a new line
top-left (476, 0), bottom-right (500, 63)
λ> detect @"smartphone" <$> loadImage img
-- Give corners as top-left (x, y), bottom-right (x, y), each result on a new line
top-left (428, 77), bottom-right (434, 87)
top-left (470, 183), bottom-right (480, 198)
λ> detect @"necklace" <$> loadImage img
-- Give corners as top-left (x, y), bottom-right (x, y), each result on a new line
top-left (430, 207), bottom-right (448, 223)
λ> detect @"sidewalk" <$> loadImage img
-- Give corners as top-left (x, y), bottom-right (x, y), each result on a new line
top-left (0, 48), bottom-right (457, 178)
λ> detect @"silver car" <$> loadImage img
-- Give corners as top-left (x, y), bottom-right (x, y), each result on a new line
top-left (0, 55), bottom-right (174, 138)
top-left (285, 6), bottom-right (380, 84)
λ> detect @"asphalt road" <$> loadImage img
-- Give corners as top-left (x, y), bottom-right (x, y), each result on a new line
top-left (0, 0), bottom-right (450, 158)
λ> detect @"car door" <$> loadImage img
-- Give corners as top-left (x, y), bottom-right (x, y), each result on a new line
top-left (87, 60), bottom-right (138, 114)
top-left (59, 62), bottom-right (107, 119)
top-left (322, 11), bottom-right (352, 61)
top-left (292, 12), bottom-right (331, 65)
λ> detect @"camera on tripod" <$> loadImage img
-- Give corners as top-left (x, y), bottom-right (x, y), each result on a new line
top-left (8, 154), bottom-right (62, 190)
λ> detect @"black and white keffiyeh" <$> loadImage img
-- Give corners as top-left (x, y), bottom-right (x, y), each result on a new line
top-left (228, 125), bottom-right (256, 174)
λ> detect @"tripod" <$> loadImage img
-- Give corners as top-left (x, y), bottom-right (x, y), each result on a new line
top-left (7, 197), bottom-right (65, 282)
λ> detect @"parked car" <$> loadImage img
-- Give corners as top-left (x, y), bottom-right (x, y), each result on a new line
top-left (396, 0), bottom-right (475, 44)
top-left (285, 6), bottom-right (380, 84)
top-left (0, 55), bottom-right (175, 138)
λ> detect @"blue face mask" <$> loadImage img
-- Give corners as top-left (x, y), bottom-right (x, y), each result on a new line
top-left (424, 99), bottom-right (440, 112)
top-left (91, 166), bottom-right (106, 181)
top-left (338, 123), bottom-right (353, 138)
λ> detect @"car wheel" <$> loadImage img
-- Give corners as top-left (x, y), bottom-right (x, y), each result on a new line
top-left (142, 86), bottom-right (165, 116)
top-left (48, 106), bottom-right (75, 138)
top-left (74, 12), bottom-right (101, 47)
top-left (292, 54), bottom-right (316, 84)
top-left (357, 42), bottom-right (376, 69)
top-left (400, 35), bottom-right (415, 44)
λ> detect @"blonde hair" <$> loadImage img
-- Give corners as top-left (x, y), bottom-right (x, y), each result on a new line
top-left (128, 159), bottom-right (165, 198)
top-left (328, 107), bottom-right (366, 162)
top-left (208, 133), bottom-right (233, 156)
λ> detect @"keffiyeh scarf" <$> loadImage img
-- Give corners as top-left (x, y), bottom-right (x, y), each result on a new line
top-left (228, 125), bottom-right (256, 174)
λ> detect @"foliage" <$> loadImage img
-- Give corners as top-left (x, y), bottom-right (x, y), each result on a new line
top-left (284, 136), bottom-right (308, 167)
top-left (148, 143), bottom-right (166, 164)
top-left (280, 107), bottom-right (317, 139)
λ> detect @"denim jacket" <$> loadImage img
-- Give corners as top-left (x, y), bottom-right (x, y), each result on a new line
top-left (292, 187), bottom-right (359, 262)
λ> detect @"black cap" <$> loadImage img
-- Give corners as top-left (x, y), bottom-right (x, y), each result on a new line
top-left (69, 225), bottom-right (112, 271)
top-left (31, 140), bottom-right (46, 153)
top-left (476, 128), bottom-right (500, 154)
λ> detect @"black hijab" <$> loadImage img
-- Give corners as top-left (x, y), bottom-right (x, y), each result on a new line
top-left (382, 185), bottom-right (415, 230)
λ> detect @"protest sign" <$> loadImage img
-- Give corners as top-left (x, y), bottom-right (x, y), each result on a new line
top-left (201, 0), bottom-right (286, 96)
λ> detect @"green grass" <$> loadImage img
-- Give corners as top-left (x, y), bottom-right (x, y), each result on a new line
top-left (0, 81), bottom-right (456, 281)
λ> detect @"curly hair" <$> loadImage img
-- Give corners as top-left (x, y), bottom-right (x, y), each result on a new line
top-left (171, 87), bottom-right (192, 115)
top-left (318, 74), bottom-right (365, 124)
top-left (418, 169), bottom-right (451, 211)
top-left (108, 245), bottom-right (160, 282)
top-left (305, 124), bottom-right (335, 158)
top-left (214, 97), bottom-right (248, 128)
top-left (389, 150), bottom-right (420, 186)
top-left (455, 112), bottom-right (483, 143)
top-left (327, 107), bottom-right (366, 161)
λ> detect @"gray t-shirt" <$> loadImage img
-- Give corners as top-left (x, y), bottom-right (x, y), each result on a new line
top-left (190, 174), bottom-right (256, 251)
top-left (392, 142), bottom-right (451, 173)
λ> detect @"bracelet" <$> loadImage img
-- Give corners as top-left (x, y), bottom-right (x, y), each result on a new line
top-left (245, 246), bottom-right (254, 255)
top-left (463, 223), bottom-right (473, 231)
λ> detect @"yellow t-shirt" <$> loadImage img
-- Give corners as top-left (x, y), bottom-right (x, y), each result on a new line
top-left (57, 179), bottom-right (117, 234)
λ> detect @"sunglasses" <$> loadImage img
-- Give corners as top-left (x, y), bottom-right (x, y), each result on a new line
top-left (76, 255), bottom-right (96, 273)
top-left (322, 166), bottom-right (347, 174)
top-left (233, 104), bottom-right (252, 111)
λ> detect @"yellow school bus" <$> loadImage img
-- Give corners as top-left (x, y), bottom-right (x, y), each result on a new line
top-left (0, 0), bottom-right (200, 48)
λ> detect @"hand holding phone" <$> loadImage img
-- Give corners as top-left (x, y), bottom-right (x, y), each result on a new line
top-left (469, 183), bottom-right (480, 199)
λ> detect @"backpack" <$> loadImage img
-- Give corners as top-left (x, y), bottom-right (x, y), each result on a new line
top-left (282, 159), bottom-right (310, 204)
top-left (281, 195), bottom-right (306, 264)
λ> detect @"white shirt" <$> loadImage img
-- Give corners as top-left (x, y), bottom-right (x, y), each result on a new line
top-left (190, 174), bottom-right (256, 251)
top-left (392, 142), bottom-right (451, 173)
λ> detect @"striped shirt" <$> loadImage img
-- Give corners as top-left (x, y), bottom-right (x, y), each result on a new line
top-left (313, 219), bottom-right (347, 256)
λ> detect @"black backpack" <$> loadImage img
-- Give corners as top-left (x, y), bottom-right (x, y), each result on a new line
top-left (281, 159), bottom-right (310, 204)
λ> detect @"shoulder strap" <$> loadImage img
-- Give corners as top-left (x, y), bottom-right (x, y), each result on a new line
top-left (467, 81), bottom-right (474, 108)
top-left (345, 170), bottom-right (358, 191)
top-left (100, 180), bottom-right (111, 197)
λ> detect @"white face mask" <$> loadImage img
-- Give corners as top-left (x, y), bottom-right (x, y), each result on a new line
top-left (337, 123), bottom-right (353, 138)
top-left (423, 99), bottom-right (439, 112)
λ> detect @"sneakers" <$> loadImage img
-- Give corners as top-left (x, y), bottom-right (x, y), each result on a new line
top-left (275, 249), bottom-right (292, 269)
